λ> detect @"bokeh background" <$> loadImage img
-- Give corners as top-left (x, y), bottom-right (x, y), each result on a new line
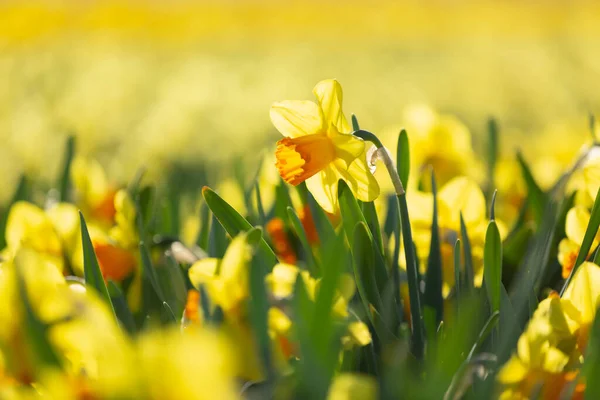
top-left (1, 0), bottom-right (600, 201)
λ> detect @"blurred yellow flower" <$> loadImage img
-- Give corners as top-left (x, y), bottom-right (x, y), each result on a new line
top-left (71, 157), bottom-right (118, 226)
top-left (135, 328), bottom-right (238, 400)
top-left (271, 79), bottom-right (379, 213)
top-left (401, 176), bottom-right (505, 295)
top-left (498, 262), bottom-right (600, 399)
top-left (327, 373), bottom-right (378, 400)
top-left (558, 205), bottom-right (599, 280)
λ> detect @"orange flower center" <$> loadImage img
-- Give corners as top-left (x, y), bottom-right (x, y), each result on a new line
top-left (93, 242), bottom-right (136, 282)
top-left (275, 133), bottom-right (335, 185)
top-left (562, 250), bottom-right (578, 279)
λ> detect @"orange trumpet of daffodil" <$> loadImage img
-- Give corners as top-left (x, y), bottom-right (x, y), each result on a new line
top-left (271, 79), bottom-right (379, 213)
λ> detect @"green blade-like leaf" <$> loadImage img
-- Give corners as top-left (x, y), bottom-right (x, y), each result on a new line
top-left (397, 129), bottom-right (410, 189)
top-left (483, 220), bottom-right (502, 314)
top-left (561, 185), bottom-right (600, 294)
top-left (454, 239), bottom-right (462, 309)
top-left (287, 206), bottom-right (319, 275)
top-left (424, 171), bottom-right (443, 327)
top-left (517, 151), bottom-right (547, 227)
top-left (79, 212), bottom-right (116, 319)
top-left (107, 280), bottom-right (136, 334)
top-left (397, 191), bottom-right (425, 359)
top-left (460, 212), bottom-right (475, 293)
top-left (339, 180), bottom-right (388, 292)
top-left (203, 186), bottom-right (278, 267)
top-left (246, 227), bottom-right (274, 381)
top-left (487, 118), bottom-right (498, 201)
top-left (208, 213), bottom-right (228, 258)
top-left (57, 135), bottom-right (75, 202)
top-left (362, 201), bottom-right (384, 256)
top-left (583, 309), bottom-right (600, 398)
top-left (352, 222), bottom-right (385, 322)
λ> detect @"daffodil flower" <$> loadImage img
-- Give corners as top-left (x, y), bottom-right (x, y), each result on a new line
top-left (498, 262), bottom-right (600, 398)
top-left (398, 177), bottom-right (506, 295)
top-left (271, 79), bottom-right (379, 213)
top-left (558, 205), bottom-right (600, 279)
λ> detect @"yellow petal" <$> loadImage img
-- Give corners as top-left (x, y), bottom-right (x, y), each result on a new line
top-left (346, 321), bottom-right (372, 347)
top-left (306, 166), bottom-right (340, 213)
top-left (270, 100), bottom-right (324, 138)
top-left (327, 373), bottom-right (377, 400)
top-left (313, 79), bottom-right (351, 134)
top-left (562, 261), bottom-right (600, 324)
top-left (265, 263), bottom-right (299, 299)
top-left (219, 234), bottom-right (252, 284)
top-left (268, 307), bottom-right (292, 335)
top-left (438, 177), bottom-right (485, 230)
top-left (188, 258), bottom-right (220, 289)
top-left (329, 126), bottom-right (365, 169)
top-left (497, 355), bottom-right (529, 384)
top-left (582, 156), bottom-right (600, 200)
top-left (334, 154), bottom-right (380, 203)
top-left (565, 206), bottom-right (591, 245)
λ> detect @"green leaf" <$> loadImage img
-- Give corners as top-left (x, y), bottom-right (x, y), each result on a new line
top-left (57, 135), bottom-right (75, 202)
top-left (397, 191), bottom-right (425, 359)
top-left (351, 113), bottom-right (360, 131)
top-left (157, 254), bottom-right (188, 318)
top-left (424, 171), bottom-right (443, 327)
top-left (202, 186), bottom-right (278, 267)
top-left (287, 206), bottom-right (319, 275)
top-left (487, 118), bottom-right (498, 201)
top-left (139, 239), bottom-right (166, 304)
top-left (454, 239), bottom-right (462, 309)
top-left (460, 212), bottom-right (475, 293)
top-left (79, 212), bottom-right (116, 319)
top-left (311, 231), bottom-right (345, 359)
top-left (517, 151), bottom-right (547, 227)
top-left (483, 220), bottom-right (502, 315)
top-left (137, 185), bottom-right (157, 233)
top-left (362, 201), bottom-right (384, 256)
top-left (339, 180), bottom-right (388, 293)
top-left (583, 309), bottom-right (600, 398)
top-left (561, 185), bottom-right (600, 294)
top-left (397, 129), bottom-right (410, 189)
top-left (352, 222), bottom-right (385, 324)
top-left (107, 280), bottom-right (136, 334)
top-left (466, 311), bottom-right (500, 361)
top-left (208, 213), bottom-right (228, 258)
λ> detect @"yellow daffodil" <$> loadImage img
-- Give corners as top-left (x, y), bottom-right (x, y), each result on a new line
top-left (399, 176), bottom-right (506, 295)
top-left (71, 157), bottom-right (118, 226)
top-left (135, 328), bottom-right (238, 400)
top-left (327, 373), bottom-right (378, 400)
top-left (498, 262), bottom-right (600, 399)
top-left (188, 234), bottom-right (252, 316)
top-left (558, 205), bottom-right (599, 279)
top-left (265, 263), bottom-right (370, 346)
top-left (3, 202), bottom-right (65, 275)
top-left (271, 79), bottom-right (379, 213)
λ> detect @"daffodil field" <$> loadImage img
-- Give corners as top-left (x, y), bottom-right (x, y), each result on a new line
top-left (4, 2), bottom-right (600, 399)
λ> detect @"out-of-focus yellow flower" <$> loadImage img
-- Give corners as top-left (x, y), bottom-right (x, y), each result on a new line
top-left (378, 105), bottom-right (480, 191)
top-left (3, 202), bottom-right (65, 275)
top-left (135, 328), bottom-right (238, 400)
top-left (216, 178), bottom-right (247, 217)
top-left (327, 373), bottom-right (378, 400)
top-left (271, 79), bottom-right (379, 213)
top-left (71, 157), bottom-right (118, 226)
top-left (401, 177), bottom-right (505, 295)
top-left (265, 263), bottom-right (369, 346)
top-left (557, 205), bottom-right (599, 279)
top-left (498, 262), bottom-right (600, 399)
top-left (188, 234), bottom-right (252, 316)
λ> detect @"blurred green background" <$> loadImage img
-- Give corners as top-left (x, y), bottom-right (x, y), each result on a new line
top-left (1, 0), bottom-right (599, 201)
